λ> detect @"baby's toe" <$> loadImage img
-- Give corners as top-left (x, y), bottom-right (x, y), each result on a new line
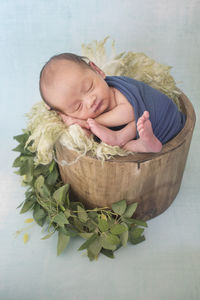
top-left (137, 122), bottom-right (143, 131)
top-left (143, 111), bottom-right (149, 120)
top-left (139, 128), bottom-right (144, 137)
top-left (137, 117), bottom-right (143, 125)
top-left (137, 117), bottom-right (145, 128)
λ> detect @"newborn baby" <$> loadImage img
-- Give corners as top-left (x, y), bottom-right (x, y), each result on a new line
top-left (39, 53), bottom-right (185, 153)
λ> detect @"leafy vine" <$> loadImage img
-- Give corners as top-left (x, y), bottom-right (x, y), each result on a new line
top-left (13, 132), bottom-right (147, 261)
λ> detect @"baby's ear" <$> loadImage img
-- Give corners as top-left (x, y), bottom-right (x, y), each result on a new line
top-left (89, 61), bottom-right (106, 79)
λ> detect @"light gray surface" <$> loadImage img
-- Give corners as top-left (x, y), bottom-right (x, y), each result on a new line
top-left (0, 1), bottom-right (200, 299)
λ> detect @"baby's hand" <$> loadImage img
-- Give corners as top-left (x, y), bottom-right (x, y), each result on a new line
top-left (59, 113), bottom-right (89, 129)
top-left (59, 113), bottom-right (91, 137)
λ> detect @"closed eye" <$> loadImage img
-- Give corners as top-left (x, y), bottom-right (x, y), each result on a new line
top-left (75, 102), bottom-right (82, 111)
top-left (87, 81), bottom-right (93, 92)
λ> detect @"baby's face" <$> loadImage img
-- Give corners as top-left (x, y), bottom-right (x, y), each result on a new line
top-left (42, 60), bottom-right (115, 120)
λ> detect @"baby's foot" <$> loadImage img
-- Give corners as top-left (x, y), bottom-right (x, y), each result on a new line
top-left (87, 119), bottom-right (122, 146)
top-left (137, 111), bottom-right (162, 152)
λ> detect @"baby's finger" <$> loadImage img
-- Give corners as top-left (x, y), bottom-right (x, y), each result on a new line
top-left (58, 112), bottom-right (90, 129)
top-left (59, 114), bottom-right (78, 126)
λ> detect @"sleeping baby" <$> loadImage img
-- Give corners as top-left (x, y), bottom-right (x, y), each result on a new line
top-left (39, 53), bottom-right (186, 153)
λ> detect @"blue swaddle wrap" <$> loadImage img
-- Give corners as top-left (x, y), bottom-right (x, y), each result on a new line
top-left (105, 76), bottom-right (186, 144)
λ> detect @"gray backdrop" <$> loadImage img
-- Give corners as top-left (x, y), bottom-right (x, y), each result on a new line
top-left (0, 1), bottom-right (199, 299)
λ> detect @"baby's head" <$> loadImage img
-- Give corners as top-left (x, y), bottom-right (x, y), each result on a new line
top-left (39, 53), bottom-right (113, 120)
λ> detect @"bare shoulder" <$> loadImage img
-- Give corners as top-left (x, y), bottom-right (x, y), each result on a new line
top-left (112, 87), bottom-right (135, 121)
top-left (113, 88), bottom-right (133, 108)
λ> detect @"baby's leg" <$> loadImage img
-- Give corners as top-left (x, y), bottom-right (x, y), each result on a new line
top-left (123, 111), bottom-right (162, 153)
top-left (87, 119), bottom-right (136, 146)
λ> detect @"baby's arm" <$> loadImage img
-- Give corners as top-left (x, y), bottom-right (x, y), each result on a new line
top-left (95, 103), bottom-right (134, 127)
top-left (87, 119), bottom-right (136, 147)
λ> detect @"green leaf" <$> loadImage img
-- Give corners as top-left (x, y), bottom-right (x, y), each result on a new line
top-left (16, 201), bottom-right (24, 209)
top-left (23, 173), bottom-right (33, 183)
top-left (57, 230), bottom-right (70, 256)
top-left (85, 219), bottom-right (97, 231)
top-left (78, 233), bottom-right (98, 251)
top-left (98, 218), bottom-right (109, 232)
top-left (87, 236), bottom-right (102, 260)
top-left (41, 231), bottom-right (55, 240)
top-left (12, 156), bottom-right (22, 168)
top-left (120, 223), bottom-right (129, 247)
top-left (131, 218), bottom-right (148, 228)
top-left (49, 160), bottom-right (56, 173)
top-left (34, 175), bottom-right (44, 188)
top-left (70, 201), bottom-right (84, 211)
top-left (19, 157), bottom-right (34, 176)
top-left (13, 144), bottom-right (24, 152)
top-left (73, 217), bottom-right (85, 232)
top-left (87, 250), bottom-right (96, 261)
top-left (106, 233), bottom-right (120, 245)
top-left (130, 235), bottom-right (145, 245)
top-left (64, 208), bottom-right (71, 218)
top-left (100, 248), bottom-right (114, 259)
top-left (112, 200), bottom-right (127, 215)
top-left (53, 212), bottom-right (69, 227)
top-left (13, 133), bottom-right (29, 144)
top-left (20, 198), bottom-right (36, 214)
top-left (107, 217), bottom-right (115, 227)
top-left (123, 203), bottom-right (138, 218)
top-left (129, 227), bottom-right (145, 245)
top-left (12, 144), bottom-right (30, 155)
top-left (46, 167), bottom-right (59, 185)
top-left (59, 226), bottom-right (77, 237)
top-left (101, 233), bottom-right (120, 250)
top-left (131, 227), bottom-right (144, 238)
top-left (33, 204), bottom-right (47, 226)
top-left (77, 205), bottom-right (88, 223)
top-left (53, 184), bottom-right (70, 207)
top-left (122, 217), bottom-right (148, 228)
top-left (88, 211), bottom-right (98, 220)
top-left (110, 224), bottom-right (127, 235)
top-left (33, 164), bottom-right (49, 177)
top-left (79, 232), bottom-right (94, 239)
top-left (34, 175), bottom-right (51, 198)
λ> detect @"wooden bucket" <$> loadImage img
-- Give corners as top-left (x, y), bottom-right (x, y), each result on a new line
top-left (56, 93), bottom-right (196, 220)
